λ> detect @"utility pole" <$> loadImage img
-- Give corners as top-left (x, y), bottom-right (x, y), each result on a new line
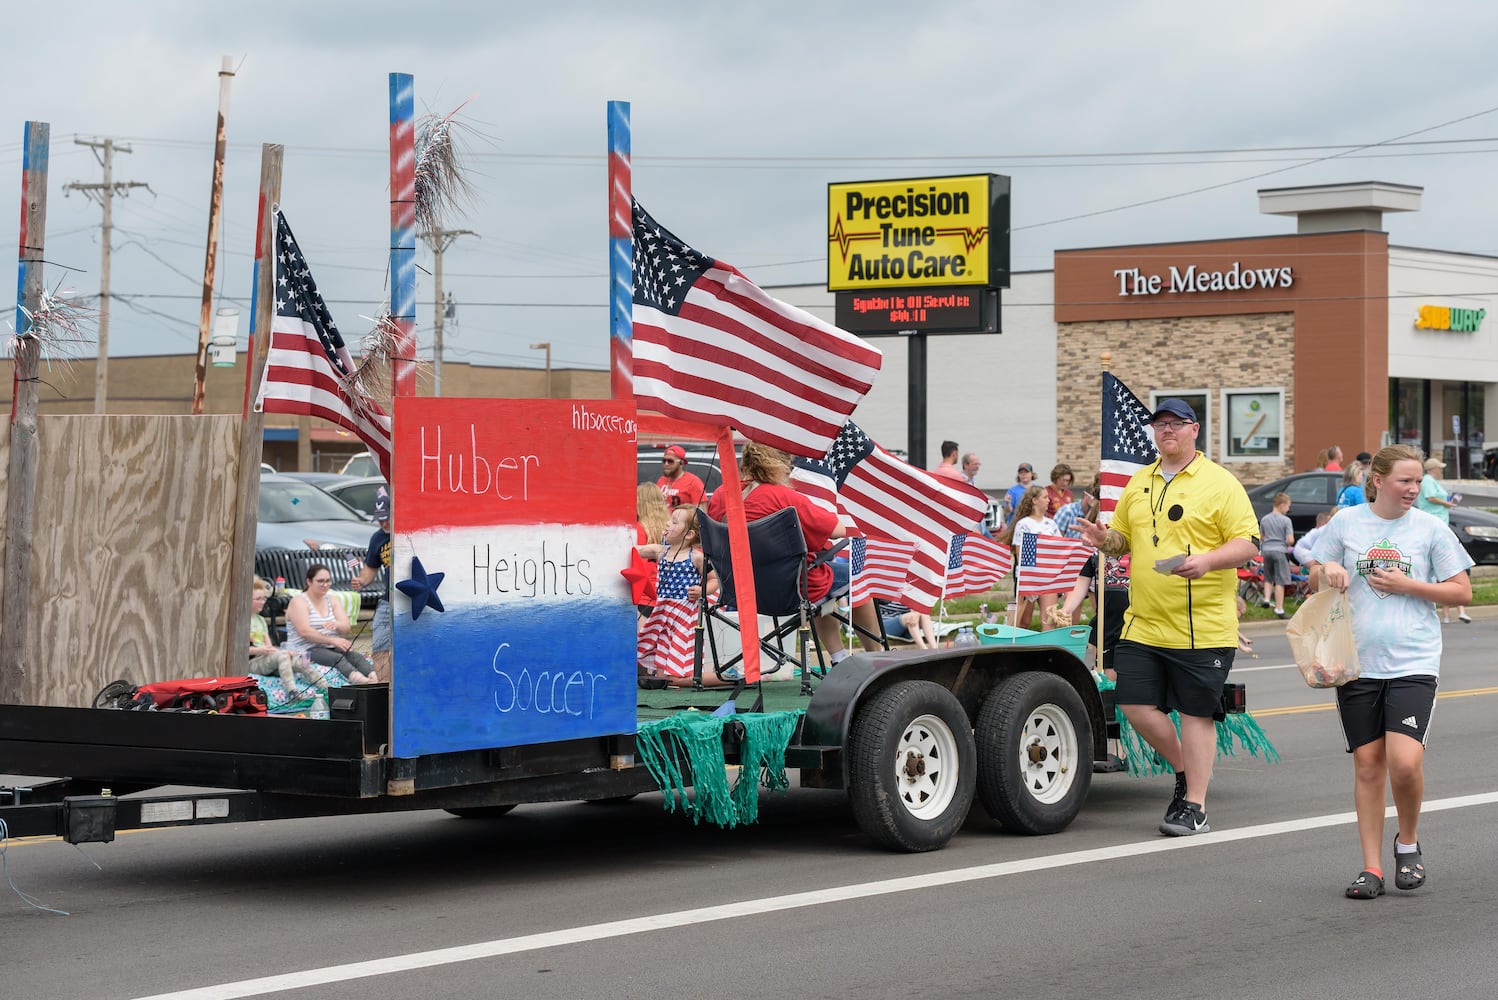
top-left (65, 137), bottom-right (149, 413)
top-left (418, 226), bottom-right (476, 396)
top-left (192, 56), bottom-right (237, 415)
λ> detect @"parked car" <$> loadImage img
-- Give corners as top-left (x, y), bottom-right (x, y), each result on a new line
top-left (282, 471), bottom-right (353, 488)
top-left (255, 474), bottom-right (379, 601)
top-left (1245, 470), bottom-right (1498, 565)
top-left (324, 475), bottom-right (387, 521)
top-left (338, 451), bottom-right (379, 477)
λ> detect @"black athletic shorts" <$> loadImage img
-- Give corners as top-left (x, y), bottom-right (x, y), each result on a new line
top-left (1336, 675), bottom-right (1438, 752)
top-left (1113, 639), bottom-right (1234, 720)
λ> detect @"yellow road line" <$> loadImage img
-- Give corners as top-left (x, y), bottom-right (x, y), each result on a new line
top-left (1254, 684), bottom-right (1498, 717)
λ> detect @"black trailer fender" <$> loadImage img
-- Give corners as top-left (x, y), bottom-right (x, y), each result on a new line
top-left (801, 644), bottom-right (1108, 789)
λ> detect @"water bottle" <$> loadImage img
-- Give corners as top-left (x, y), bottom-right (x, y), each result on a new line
top-left (310, 692), bottom-right (329, 720)
top-left (275, 576), bottom-right (286, 592)
top-left (953, 625), bottom-right (979, 649)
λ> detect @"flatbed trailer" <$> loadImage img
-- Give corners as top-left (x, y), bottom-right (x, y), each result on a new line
top-left (1, 643), bottom-right (1125, 853)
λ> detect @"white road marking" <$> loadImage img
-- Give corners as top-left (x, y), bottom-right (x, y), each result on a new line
top-left (1231, 661), bottom-right (1297, 673)
top-left (132, 790), bottom-right (1498, 999)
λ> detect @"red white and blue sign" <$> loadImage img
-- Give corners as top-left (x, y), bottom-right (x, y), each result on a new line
top-left (390, 398), bottom-right (638, 757)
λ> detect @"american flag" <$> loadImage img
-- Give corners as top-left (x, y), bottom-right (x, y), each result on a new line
top-left (1017, 533), bottom-right (1092, 596)
top-left (637, 597), bottom-right (698, 679)
top-left (848, 536), bottom-right (915, 604)
top-left (631, 201), bottom-right (882, 459)
top-left (254, 210), bottom-right (392, 478)
top-left (943, 532), bottom-right (1012, 599)
top-left (798, 421), bottom-right (989, 614)
top-left (1099, 372), bottom-right (1158, 525)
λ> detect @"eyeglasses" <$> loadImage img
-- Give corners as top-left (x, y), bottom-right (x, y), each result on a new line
top-left (311, 577), bottom-right (332, 584)
top-left (1151, 420), bottom-right (1194, 432)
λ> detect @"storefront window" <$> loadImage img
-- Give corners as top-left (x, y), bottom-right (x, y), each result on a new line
top-left (1391, 378), bottom-right (1428, 453)
top-left (1222, 388), bottom-right (1284, 461)
top-left (1441, 381), bottom-right (1486, 477)
top-left (1151, 389), bottom-right (1210, 459)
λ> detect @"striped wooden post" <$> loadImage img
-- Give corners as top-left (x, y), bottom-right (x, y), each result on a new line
top-left (607, 100), bottom-right (632, 400)
top-left (389, 73), bottom-right (417, 398)
top-left (3, 121), bottom-right (49, 703)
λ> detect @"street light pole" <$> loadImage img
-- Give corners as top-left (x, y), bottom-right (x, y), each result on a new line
top-left (530, 341), bottom-right (552, 398)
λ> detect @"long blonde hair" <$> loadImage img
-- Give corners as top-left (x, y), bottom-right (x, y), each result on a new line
top-left (997, 485), bottom-right (1045, 544)
top-left (1365, 444), bottom-right (1422, 503)
top-left (636, 482), bottom-right (670, 542)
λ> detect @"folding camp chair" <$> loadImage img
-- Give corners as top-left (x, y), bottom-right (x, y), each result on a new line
top-left (697, 508), bottom-right (882, 697)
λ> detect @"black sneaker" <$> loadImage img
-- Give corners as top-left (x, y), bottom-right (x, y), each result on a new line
top-left (1160, 800), bottom-right (1210, 836)
top-left (1165, 771), bottom-right (1188, 818)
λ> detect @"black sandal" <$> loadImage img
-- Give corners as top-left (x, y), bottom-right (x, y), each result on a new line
top-left (1394, 839), bottom-right (1426, 890)
top-left (1345, 870), bottom-right (1384, 899)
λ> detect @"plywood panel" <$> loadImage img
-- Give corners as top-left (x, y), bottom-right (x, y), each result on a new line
top-left (20, 415), bottom-right (241, 706)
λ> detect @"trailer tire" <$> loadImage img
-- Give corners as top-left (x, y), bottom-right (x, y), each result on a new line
top-left (975, 671), bottom-right (1092, 835)
top-left (846, 680), bottom-right (975, 853)
top-left (444, 804), bottom-right (518, 819)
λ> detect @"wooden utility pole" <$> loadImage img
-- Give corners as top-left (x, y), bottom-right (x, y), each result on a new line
top-left (418, 225), bottom-right (476, 396)
top-left (65, 137), bottom-right (148, 413)
top-left (192, 56), bottom-right (237, 415)
top-left (226, 144), bottom-right (282, 672)
top-left (2, 122), bottom-right (50, 705)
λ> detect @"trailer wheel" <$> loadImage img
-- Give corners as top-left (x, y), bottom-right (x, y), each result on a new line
top-left (975, 671), bottom-right (1092, 835)
top-left (444, 804), bottom-right (518, 819)
top-left (846, 680), bottom-right (975, 853)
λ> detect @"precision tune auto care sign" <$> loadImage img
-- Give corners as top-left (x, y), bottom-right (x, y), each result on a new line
top-left (828, 174), bottom-right (1010, 292)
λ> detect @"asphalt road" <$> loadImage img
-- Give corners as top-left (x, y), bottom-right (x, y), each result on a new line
top-left (3, 620), bottom-right (1497, 1000)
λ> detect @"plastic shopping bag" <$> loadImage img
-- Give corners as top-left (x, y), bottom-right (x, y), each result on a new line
top-left (1286, 589), bottom-right (1361, 688)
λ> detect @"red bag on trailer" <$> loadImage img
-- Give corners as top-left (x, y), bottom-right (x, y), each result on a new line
top-left (97, 676), bottom-right (269, 715)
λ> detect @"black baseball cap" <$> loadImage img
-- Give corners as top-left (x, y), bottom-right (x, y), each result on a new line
top-left (1017, 462), bottom-right (1033, 473)
top-left (1146, 398), bottom-right (1197, 423)
top-left (1355, 451), bottom-right (1372, 463)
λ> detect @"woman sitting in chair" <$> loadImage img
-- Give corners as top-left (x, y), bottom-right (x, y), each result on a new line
top-left (706, 442), bottom-right (881, 667)
top-left (284, 564), bottom-right (378, 684)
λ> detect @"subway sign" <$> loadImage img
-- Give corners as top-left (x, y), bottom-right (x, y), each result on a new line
top-left (827, 174), bottom-right (1010, 292)
top-left (1415, 305), bottom-right (1486, 332)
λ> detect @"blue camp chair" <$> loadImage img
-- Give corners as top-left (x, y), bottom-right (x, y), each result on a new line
top-left (697, 508), bottom-right (883, 696)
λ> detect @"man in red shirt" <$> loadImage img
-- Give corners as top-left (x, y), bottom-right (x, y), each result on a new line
top-left (656, 445), bottom-right (706, 509)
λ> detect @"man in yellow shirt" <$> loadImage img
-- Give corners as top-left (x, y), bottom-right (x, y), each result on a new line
top-left (1076, 399), bottom-right (1259, 836)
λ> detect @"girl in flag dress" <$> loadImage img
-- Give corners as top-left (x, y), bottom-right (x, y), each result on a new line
top-left (636, 506), bottom-right (721, 685)
top-left (997, 484), bottom-right (1062, 630)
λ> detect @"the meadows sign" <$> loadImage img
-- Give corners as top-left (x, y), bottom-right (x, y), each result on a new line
top-left (1113, 263), bottom-right (1294, 297)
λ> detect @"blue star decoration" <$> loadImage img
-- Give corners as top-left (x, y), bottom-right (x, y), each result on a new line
top-left (396, 556), bottom-right (446, 620)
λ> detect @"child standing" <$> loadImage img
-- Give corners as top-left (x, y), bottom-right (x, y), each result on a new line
top-left (636, 506), bottom-right (720, 685)
top-left (1313, 445), bottom-right (1472, 900)
top-left (998, 484), bottom-right (1062, 630)
top-left (1259, 492), bottom-right (1294, 618)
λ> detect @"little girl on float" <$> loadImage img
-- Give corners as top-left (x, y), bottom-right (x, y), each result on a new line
top-left (636, 505), bottom-right (721, 686)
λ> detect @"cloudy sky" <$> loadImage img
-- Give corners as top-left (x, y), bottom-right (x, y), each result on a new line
top-left (6, 0), bottom-right (1498, 381)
